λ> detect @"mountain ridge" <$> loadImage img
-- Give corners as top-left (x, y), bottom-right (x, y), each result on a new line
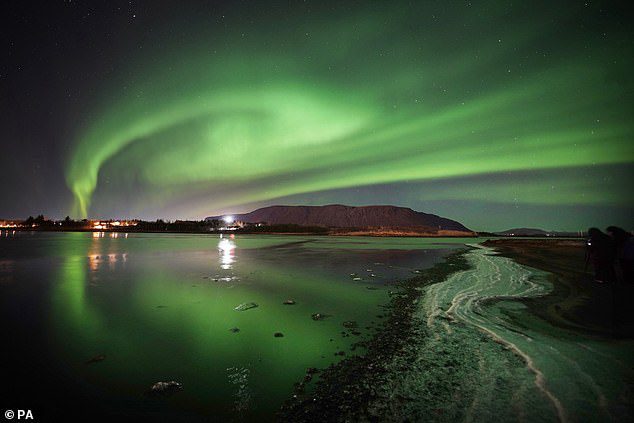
top-left (206, 204), bottom-right (472, 233)
top-left (495, 227), bottom-right (580, 237)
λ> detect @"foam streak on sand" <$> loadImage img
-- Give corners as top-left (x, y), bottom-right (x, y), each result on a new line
top-left (423, 246), bottom-right (632, 422)
top-left (281, 243), bottom-right (633, 421)
top-left (425, 245), bottom-right (566, 421)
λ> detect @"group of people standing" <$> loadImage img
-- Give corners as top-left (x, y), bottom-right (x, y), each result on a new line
top-left (586, 226), bottom-right (633, 284)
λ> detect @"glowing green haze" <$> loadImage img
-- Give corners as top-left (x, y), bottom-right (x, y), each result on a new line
top-left (65, 2), bottom-right (633, 229)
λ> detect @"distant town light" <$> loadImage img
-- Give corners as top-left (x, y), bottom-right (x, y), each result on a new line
top-left (223, 215), bottom-right (234, 224)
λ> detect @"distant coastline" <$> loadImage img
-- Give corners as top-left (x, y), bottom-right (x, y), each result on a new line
top-left (1, 226), bottom-right (588, 239)
top-left (1, 204), bottom-right (588, 238)
top-left (2, 226), bottom-right (479, 238)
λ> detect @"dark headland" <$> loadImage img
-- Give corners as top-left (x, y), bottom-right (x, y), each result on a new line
top-left (206, 204), bottom-right (476, 237)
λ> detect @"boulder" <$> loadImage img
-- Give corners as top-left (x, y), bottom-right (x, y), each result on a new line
top-left (148, 381), bottom-right (183, 396)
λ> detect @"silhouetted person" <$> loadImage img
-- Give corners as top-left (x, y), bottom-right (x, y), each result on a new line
top-left (607, 226), bottom-right (634, 284)
top-left (585, 227), bottom-right (617, 283)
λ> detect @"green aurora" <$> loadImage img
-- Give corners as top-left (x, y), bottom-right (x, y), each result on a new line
top-left (64, 1), bottom-right (633, 230)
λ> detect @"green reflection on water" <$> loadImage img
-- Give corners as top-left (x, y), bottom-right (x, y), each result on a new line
top-left (46, 232), bottom-right (453, 419)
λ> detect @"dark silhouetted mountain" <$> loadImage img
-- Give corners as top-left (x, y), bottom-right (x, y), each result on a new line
top-left (207, 204), bottom-right (471, 232)
top-left (497, 228), bottom-right (550, 236)
top-left (495, 228), bottom-right (580, 237)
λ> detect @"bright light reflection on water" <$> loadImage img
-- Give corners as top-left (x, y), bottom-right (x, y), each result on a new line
top-left (218, 236), bottom-right (236, 269)
top-left (1, 232), bottom-right (465, 421)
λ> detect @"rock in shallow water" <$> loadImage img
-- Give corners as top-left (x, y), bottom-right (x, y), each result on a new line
top-left (234, 302), bottom-right (258, 311)
top-left (148, 381), bottom-right (183, 396)
top-left (311, 313), bottom-right (329, 321)
top-left (283, 299), bottom-right (296, 305)
top-left (85, 354), bottom-right (106, 364)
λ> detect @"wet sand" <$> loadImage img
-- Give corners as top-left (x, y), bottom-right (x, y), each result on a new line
top-left (483, 238), bottom-right (634, 338)
top-left (281, 240), bottom-right (634, 422)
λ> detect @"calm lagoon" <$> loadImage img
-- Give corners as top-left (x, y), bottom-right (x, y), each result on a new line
top-left (1, 232), bottom-right (468, 421)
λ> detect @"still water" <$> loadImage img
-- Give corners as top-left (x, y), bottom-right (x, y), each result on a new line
top-left (1, 232), bottom-right (467, 421)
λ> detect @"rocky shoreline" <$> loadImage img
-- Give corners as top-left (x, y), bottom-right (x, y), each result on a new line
top-left (278, 249), bottom-right (473, 421)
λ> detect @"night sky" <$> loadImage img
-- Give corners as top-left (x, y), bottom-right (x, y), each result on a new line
top-left (1, 1), bottom-right (632, 231)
